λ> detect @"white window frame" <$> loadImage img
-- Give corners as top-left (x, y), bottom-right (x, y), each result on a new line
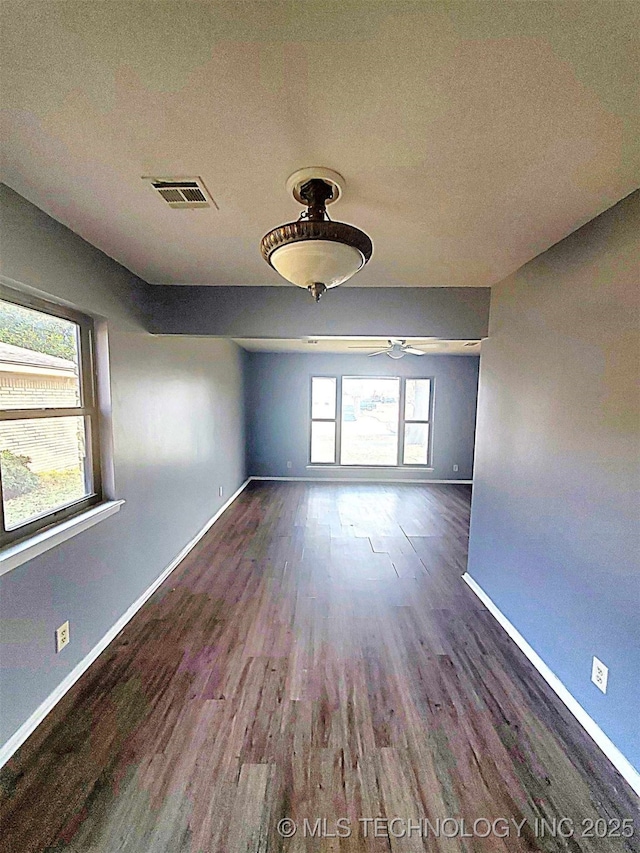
top-left (0, 285), bottom-right (105, 549)
top-left (402, 377), bottom-right (433, 466)
top-left (309, 374), bottom-right (434, 468)
top-left (309, 375), bottom-right (339, 464)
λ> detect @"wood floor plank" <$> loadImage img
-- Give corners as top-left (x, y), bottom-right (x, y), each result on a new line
top-left (1, 482), bottom-right (638, 853)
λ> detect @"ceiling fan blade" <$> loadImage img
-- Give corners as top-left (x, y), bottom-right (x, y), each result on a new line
top-left (404, 347), bottom-right (427, 355)
top-left (348, 345), bottom-right (386, 349)
top-left (367, 350), bottom-right (388, 357)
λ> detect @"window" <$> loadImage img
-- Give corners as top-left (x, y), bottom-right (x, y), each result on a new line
top-left (0, 289), bottom-right (102, 547)
top-left (403, 378), bottom-right (431, 464)
top-left (310, 376), bottom-right (337, 463)
top-left (341, 376), bottom-right (400, 465)
top-left (310, 375), bottom-right (433, 467)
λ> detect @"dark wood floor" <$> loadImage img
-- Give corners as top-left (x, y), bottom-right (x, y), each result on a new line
top-left (1, 482), bottom-right (638, 852)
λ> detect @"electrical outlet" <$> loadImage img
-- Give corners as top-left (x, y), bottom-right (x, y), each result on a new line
top-left (287, 461), bottom-right (292, 469)
top-left (591, 656), bottom-right (608, 694)
top-left (218, 486), bottom-right (224, 497)
top-left (453, 464), bottom-right (459, 472)
top-left (55, 621), bottom-right (70, 653)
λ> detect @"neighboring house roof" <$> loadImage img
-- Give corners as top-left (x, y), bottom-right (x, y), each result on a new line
top-left (0, 341), bottom-right (76, 373)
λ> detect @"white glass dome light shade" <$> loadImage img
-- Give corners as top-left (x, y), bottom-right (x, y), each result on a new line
top-left (269, 240), bottom-right (365, 290)
top-left (260, 171), bottom-right (373, 300)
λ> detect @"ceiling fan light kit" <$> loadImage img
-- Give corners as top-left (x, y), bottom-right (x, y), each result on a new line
top-left (260, 167), bottom-right (373, 302)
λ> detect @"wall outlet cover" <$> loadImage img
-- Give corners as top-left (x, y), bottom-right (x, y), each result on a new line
top-left (591, 656), bottom-right (608, 694)
top-left (55, 621), bottom-right (70, 653)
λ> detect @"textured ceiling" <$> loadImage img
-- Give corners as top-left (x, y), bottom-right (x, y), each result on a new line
top-left (1, 1), bottom-right (638, 288)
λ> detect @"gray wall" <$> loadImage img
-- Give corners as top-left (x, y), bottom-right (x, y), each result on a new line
top-left (245, 352), bottom-right (479, 481)
top-left (467, 190), bottom-right (640, 770)
top-left (144, 283), bottom-right (490, 340)
top-left (0, 186), bottom-right (246, 745)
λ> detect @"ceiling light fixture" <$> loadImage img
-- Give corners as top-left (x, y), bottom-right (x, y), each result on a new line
top-left (261, 168), bottom-right (373, 302)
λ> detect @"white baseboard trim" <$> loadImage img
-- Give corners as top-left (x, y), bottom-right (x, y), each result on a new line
top-left (250, 476), bottom-right (473, 485)
top-left (0, 478), bottom-right (250, 769)
top-left (462, 572), bottom-right (640, 797)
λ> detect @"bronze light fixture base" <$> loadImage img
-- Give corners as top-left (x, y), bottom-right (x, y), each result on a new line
top-left (307, 283), bottom-right (327, 302)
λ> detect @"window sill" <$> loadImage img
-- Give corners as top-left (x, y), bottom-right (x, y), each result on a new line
top-left (306, 465), bottom-right (434, 471)
top-left (0, 500), bottom-right (125, 577)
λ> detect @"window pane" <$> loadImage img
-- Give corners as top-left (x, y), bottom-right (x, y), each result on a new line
top-left (405, 379), bottom-right (430, 421)
top-left (0, 416), bottom-right (92, 529)
top-left (341, 377), bottom-right (399, 465)
top-left (404, 422), bottom-right (430, 465)
top-left (0, 299), bottom-right (81, 410)
top-left (311, 377), bottom-right (336, 419)
top-left (311, 420), bottom-right (336, 463)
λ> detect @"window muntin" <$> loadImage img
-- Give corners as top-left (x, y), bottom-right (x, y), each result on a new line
top-left (309, 375), bottom-right (433, 467)
top-left (0, 289), bottom-right (102, 547)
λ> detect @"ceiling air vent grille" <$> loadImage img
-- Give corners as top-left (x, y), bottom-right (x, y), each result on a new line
top-left (144, 176), bottom-right (216, 209)
top-left (158, 188), bottom-right (185, 204)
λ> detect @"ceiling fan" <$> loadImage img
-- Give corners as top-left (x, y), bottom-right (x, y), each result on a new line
top-left (348, 339), bottom-right (433, 359)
